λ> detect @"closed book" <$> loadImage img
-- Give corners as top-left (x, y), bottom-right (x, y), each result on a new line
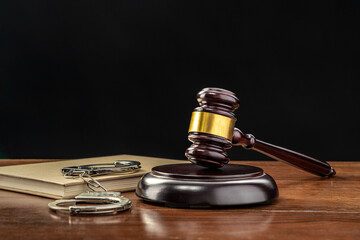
top-left (0, 154), bottom-right (185, 199)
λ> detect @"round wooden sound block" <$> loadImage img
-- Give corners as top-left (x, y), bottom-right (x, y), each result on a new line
top-left (136, 164), bottom-right (278, 208)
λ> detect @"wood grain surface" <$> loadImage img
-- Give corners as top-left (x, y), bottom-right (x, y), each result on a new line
top-left (0, 159), bottom-right (359, 240)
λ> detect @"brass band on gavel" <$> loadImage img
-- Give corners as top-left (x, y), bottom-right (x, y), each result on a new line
top-left (188, 111), bottom-right (236, 141)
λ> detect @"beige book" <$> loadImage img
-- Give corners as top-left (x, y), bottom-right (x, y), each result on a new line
top-left (0, 154), bottom-right (186, 199)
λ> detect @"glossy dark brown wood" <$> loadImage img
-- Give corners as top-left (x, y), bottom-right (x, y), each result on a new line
top-left (136, 164), bottom-right (278, 207)
top-left (186, 132), bottom-right (232, 167)
top-left (232, 128), bottom-right (335, 177)
top-left (0, 159), bottom-right (358, 240)
top-left (186, 88), bottom-right (239, 167)
top-left (186, 87), bottom-right (335, 177)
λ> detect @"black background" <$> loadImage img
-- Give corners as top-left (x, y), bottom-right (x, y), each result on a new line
top-left (1, 1), bottom-right (359, 161)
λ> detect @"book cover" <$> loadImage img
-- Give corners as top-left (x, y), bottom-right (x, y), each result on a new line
top-left (0, 154), bottom-right (186, 199)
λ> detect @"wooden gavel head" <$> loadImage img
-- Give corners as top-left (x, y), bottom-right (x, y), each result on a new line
top-left (185, 87), bottom-right (240, 168)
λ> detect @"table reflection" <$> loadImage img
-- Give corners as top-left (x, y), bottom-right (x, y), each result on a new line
top-left (140, 207), bottom-right (274, 238)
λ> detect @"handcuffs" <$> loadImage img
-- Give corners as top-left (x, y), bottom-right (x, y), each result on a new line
top-left (48, 160), bottom-right (141, 215)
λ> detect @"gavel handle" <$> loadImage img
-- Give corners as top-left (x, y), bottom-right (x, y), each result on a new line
top-left (232, 128), bottom-right (336, 177)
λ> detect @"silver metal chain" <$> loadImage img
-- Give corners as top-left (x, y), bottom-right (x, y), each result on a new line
top-left (61, 160), bottom-right (141, 192)
top-left (79, 172), bottom-right (108, 192)
top-left (64, 170), bottom-right (108, 192)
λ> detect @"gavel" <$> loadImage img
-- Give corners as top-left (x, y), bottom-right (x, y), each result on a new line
top-left (185, 87), bottom-right (335, 177)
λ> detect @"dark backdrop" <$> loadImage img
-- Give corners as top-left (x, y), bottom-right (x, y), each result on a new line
top-left (1, 1), bottom-right (359, 161)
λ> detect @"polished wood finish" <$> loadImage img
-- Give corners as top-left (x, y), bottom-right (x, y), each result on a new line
top-left (0, 159), bottom-right (358, 240)
top-left (232, 128), bottom-right (335, 177)
top-left (186, 87), bottom-right (335, 177)
top-left (136, 164), bottom-right (278, 207)
top-left (186, 88), bottom-right (239, 167)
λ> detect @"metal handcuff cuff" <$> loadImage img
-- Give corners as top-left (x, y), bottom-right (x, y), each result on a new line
top-left (48, 160), bottom-right (141, 215)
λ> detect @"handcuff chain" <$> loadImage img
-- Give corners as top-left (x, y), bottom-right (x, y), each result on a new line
top-left (79, 172), bottom-right (108, 192)
top-left (61, 161), bottom-right (141, 193)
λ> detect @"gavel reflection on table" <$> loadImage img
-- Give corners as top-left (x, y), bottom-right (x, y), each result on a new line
top-left (136, 88), bottom-right (336, 208)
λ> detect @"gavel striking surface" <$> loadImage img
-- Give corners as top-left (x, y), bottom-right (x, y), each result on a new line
top-left (136, 163), bottom-right (278, 207)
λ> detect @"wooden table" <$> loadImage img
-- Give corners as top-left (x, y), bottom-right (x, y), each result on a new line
top-left (0, 159), bottom-right (359, 240)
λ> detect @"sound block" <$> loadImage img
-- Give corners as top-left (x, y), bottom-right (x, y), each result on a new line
top-left (136, 164), bottom-right (278, 208)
